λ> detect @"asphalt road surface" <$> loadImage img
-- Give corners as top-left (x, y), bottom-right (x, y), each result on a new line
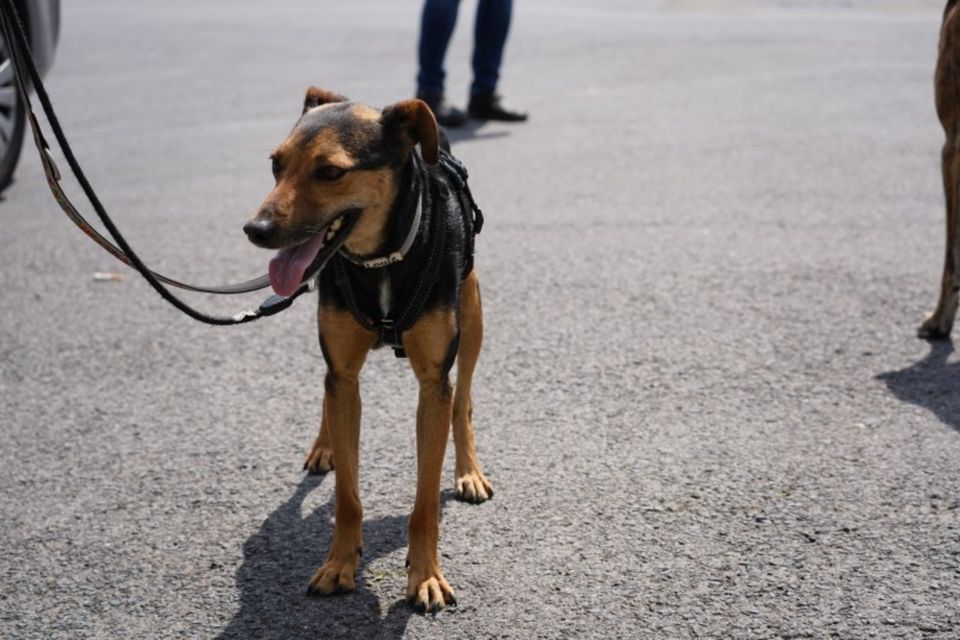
top-left (2, 1), bottom-right (959, 638)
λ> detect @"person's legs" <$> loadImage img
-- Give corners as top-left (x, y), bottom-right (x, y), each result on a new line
top-left (417, 0), bottom-right (461, 97)
top-left (417, 0), bottom-right (468, 127)
top-left (470, 0), bottom-right (511, 97)
top-left (468, 0), bottom-right (527, 122)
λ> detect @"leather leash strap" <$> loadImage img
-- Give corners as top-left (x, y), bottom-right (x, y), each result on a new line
top-left (0, 0), bottom-right (307, 325)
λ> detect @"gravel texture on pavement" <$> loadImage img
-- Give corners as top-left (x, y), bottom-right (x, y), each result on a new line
top-left (1, 1), bottom-right (958, 638)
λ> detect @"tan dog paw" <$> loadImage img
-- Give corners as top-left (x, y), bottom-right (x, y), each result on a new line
top-left (303, 444), bottom-right (335, 474)
top-left (454, 469), bottom-right (493, 504)
top-left (306, 552), bottom-right (360, 596)
top-left (407, 569), bottom-right (456, 613)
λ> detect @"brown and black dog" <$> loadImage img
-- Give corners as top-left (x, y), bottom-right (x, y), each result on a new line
top-left (243, 87), bottom-right (493, 612)
top-left (921, 0), bottom-right (960, 339)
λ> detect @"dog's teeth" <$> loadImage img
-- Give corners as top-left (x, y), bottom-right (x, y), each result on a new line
top-left (326, 229), bottom-right (335, 240)
top-left (331, 218), bottom-right (343, 231)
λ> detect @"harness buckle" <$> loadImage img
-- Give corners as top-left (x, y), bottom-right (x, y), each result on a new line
top-left (378, 318), bottom-right (407, 358)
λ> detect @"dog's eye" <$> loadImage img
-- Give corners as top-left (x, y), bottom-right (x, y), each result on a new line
top-left (271, 157), bottom-right (282, 178)
top-left (315, 165), bottom-right (348, 181)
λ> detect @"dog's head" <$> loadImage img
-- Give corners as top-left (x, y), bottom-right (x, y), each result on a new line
top-left (244, 87), bottom-right (439, 297)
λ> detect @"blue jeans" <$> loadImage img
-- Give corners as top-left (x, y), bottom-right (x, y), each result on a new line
top-left (417, 0), bottom-right (513, 97)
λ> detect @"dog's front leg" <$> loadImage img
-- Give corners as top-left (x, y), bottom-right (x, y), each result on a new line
top-left (920, 140), bottom-right (960, 339)
top-left (452, 271), bottom-right (493, 503)
top-left (307, 307), bottom-right (375, 596)
top-left (403, 310), bottom-right (459, 613)
top-left (304, 394), bottom-right (335, 473)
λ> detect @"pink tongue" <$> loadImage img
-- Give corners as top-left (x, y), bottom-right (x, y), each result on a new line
top-left (268, 234), bottom-right (327, 297)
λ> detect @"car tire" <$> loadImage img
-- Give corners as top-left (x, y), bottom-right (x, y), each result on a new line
top-left (0, 38), bottom-right (26, 195)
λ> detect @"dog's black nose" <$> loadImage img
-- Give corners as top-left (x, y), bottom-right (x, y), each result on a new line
top-left (243, 218), bottom-right (277, 245)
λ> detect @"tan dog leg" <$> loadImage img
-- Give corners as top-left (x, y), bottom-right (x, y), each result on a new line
top-left (403, 310), bottom-right (458, 613)
top-left (304, 395), bottom-right (335, 473)
top-left (920, 141), bottom-right (960, 339)
top-left (307, 308), bottom-right (376, 596)
top-left (452, 271), bottom-right (493, 503)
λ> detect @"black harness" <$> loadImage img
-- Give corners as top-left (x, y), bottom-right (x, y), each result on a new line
top-left (331, 150), bottom-right (483, 358)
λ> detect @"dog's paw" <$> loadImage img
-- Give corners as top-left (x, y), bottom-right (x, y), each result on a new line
top-left (303, 444), bottom-right (335, 474)
top-left (918, 312), bottom-right (954, 341)
top-left (407, 568), bottom-right (456, 613)
top-left (306, 554), bottom-right (359, 596)
top-left (454, 469), bottom-right (493, 504)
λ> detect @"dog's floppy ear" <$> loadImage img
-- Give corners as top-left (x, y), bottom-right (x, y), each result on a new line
top-left (302, 86), bottom-right (347, 114)
top-left (380, 99), bottom-right (439, 165)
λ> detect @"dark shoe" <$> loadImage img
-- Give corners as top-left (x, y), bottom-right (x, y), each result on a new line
top-left (467, 93), bottom-right (528, 122)
top-left (417, 92), bottom-right (467, 128)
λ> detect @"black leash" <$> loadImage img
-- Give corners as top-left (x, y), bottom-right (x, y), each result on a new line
top-left (0, 0), bottom-right (304, 325)
top-left (0, 0), bottom-right (484, 328)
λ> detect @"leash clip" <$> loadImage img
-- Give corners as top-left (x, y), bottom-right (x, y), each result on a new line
top-left (257, 278), bottom-right (316, 317)
top-left (258, 294), bottom-right (295, 317)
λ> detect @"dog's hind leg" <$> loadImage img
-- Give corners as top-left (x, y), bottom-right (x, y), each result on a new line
top-left (451, 271), bottom-right (493, 503)
top-left (921, 8), bottom-right (960, 339)
top-left (919, 139), bottom-right (960, 339)
top-left (403, 310), bottom-right (459, 613)
top-left (304, 395), bottom-right (335, 473)
top-left (306, 307), bottom-right (376, 596)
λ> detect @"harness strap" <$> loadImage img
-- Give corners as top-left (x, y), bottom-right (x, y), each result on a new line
top-left (332, 257), bottom-right (376, 333)
top-left (332, 155), bottom-right (454, 358)
top-left (438, 152), bottom-right (484, 275)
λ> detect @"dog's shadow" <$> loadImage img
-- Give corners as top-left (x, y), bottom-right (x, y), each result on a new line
top-left (216, 474), bottom-right (452, 640)
top-left (877, 339), bottom-right (960, 432)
